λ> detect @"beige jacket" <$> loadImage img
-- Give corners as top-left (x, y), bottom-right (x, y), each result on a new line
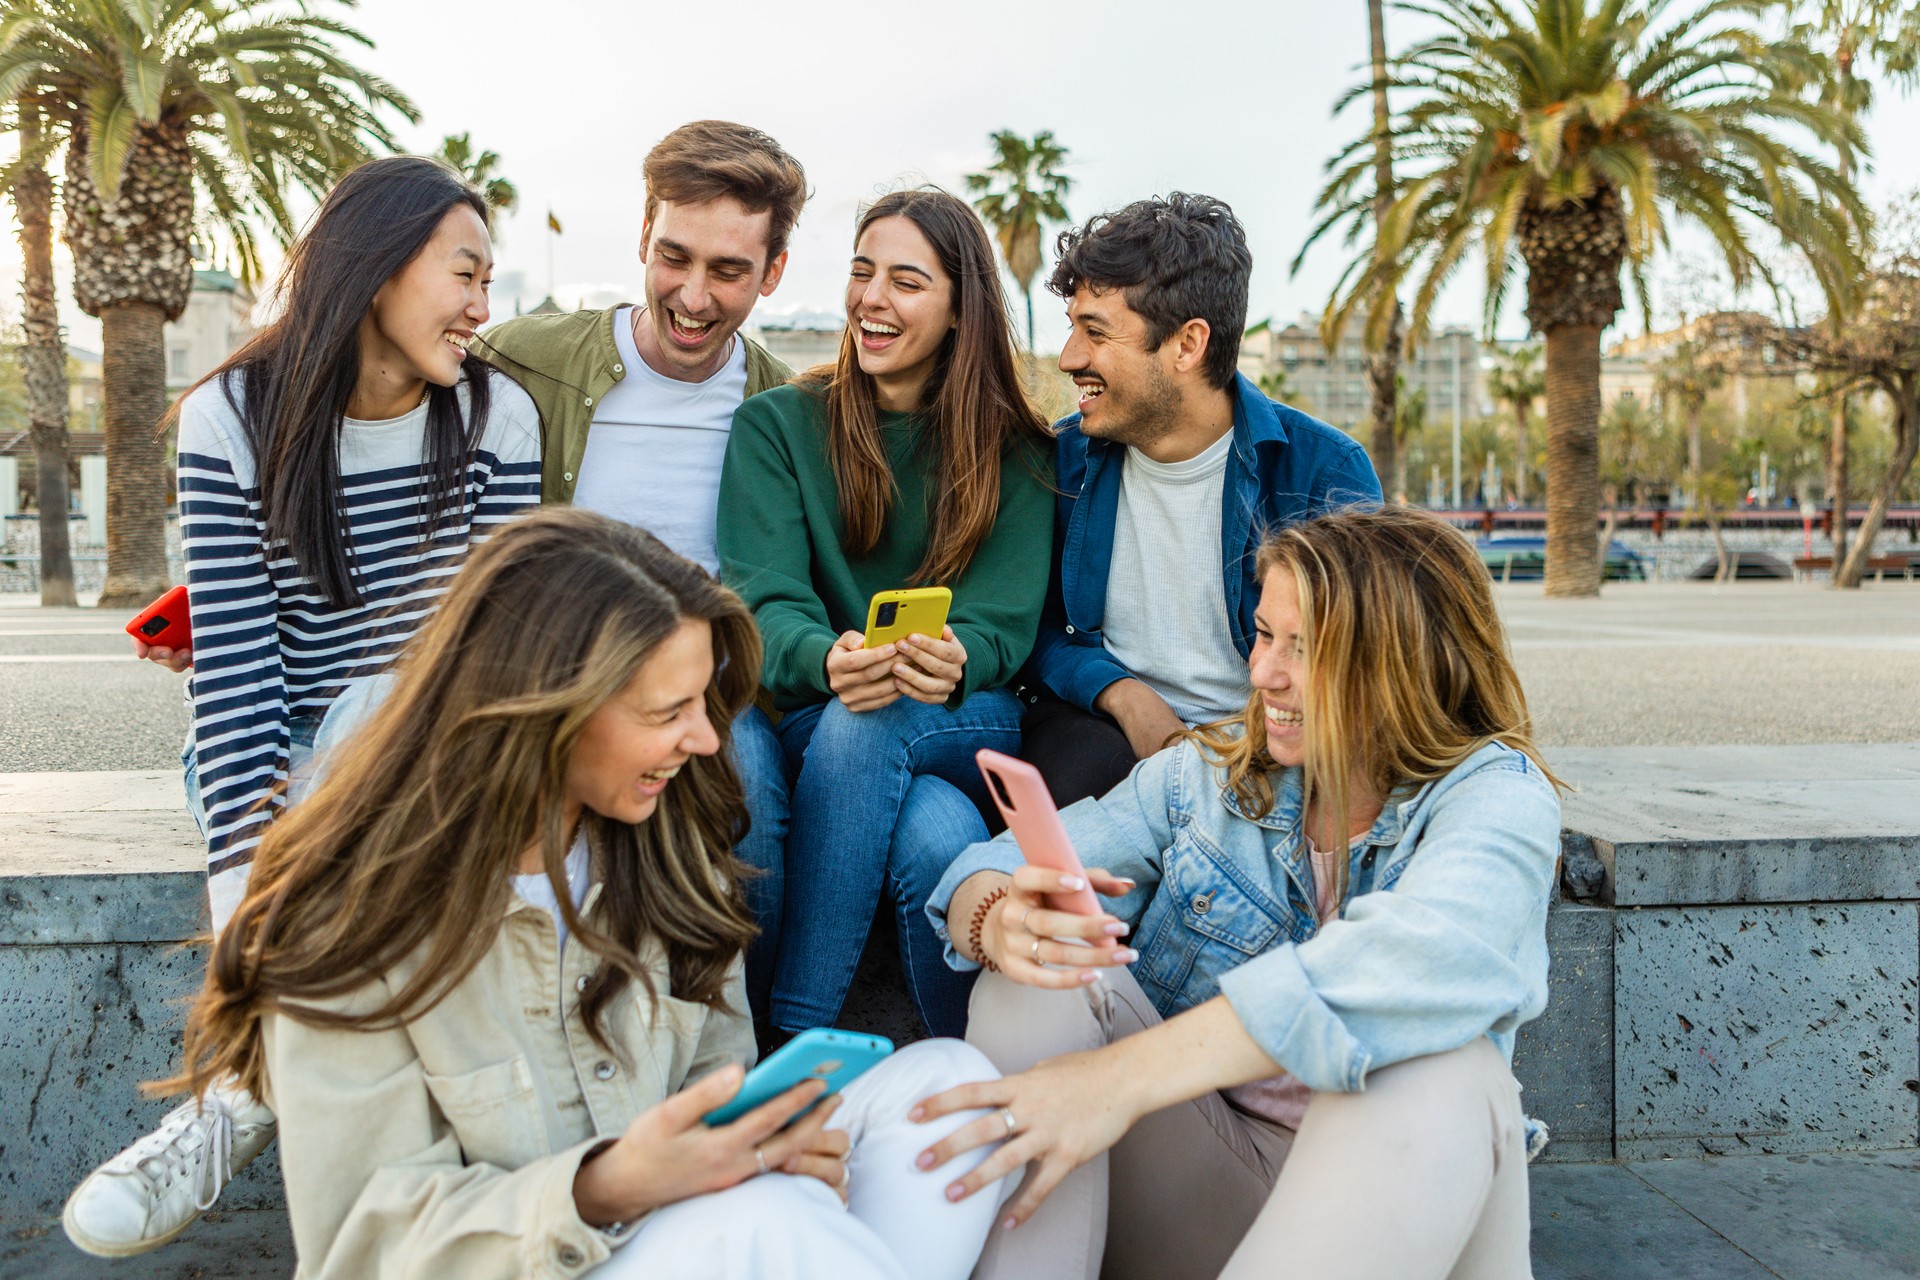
top-left (262, 882), bottom-right (756, 1280)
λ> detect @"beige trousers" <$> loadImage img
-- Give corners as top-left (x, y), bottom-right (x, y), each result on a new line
top-left (965, 970), bottom-right (1533, 1280)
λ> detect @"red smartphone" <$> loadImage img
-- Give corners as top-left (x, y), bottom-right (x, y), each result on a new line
top-left (126, 585), bottom-right (192, 649)
top-left (976, 748), bottom-right (1108, 925)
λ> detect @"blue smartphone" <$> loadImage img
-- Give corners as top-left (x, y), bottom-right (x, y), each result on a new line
top-left (701, 1027), bottom-right (894, 1127)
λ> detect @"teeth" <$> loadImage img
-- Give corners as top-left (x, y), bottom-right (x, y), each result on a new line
top-left (860, 319), bottom-right (901, 335)
top-left (672, 312), bottom-right (713, 331)
top-left (445, 332), bottom-right (472, 350)
top-left (1264, 705), bottom-right (1302, 726)
top-left (1078, 383), bottom-right (1104, 398)
top-left (641, 764), bottom-right (682, 783)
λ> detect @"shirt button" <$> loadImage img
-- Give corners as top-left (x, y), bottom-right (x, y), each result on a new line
top-left (563, 471), bottom-right (574, 483)
top-left (575, 975), bottom-right (590, 993)
top-left (583, 396), bottom-right (593, 407)
top-left (595, 1061), bottom-right (617, 1081)
top-left (613, 363), bottom-right (624, 373)
top-left (1065, 625), bottom-right (1076, 635)
top-left (556, 1243), bottom-right (586, 1268)
top-left (1192, 893), bottom-right (1213, 915)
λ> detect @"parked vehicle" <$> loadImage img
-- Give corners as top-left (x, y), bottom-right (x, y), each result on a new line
top-left (1476, 537), bottom-right (1649, 582)
top-left (1686, 553), bottom-right (1793, 581)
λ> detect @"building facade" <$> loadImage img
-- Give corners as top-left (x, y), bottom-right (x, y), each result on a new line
top-left (1236, 313), bottom-right (1498, 429)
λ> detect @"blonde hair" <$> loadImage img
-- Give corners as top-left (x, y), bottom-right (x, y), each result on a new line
top-left (1188, 507), bottom-right (1563, 907)
top-left (161, 509), bottom-right (762, 1102)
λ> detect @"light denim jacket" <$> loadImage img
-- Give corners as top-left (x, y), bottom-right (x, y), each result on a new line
top-left (927, 737), bottom-right (1561, 1093)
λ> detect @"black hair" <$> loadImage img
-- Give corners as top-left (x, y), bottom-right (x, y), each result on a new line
top-left (192, 155), bottom-right (493, 606)
top-left (1047, 192), bottom-right (1252, 390)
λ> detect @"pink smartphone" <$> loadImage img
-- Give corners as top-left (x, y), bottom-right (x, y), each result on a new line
top-left (975, 749), bottom-right (1108, 923)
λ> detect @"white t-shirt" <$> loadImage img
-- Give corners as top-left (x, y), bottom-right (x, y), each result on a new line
top-left (570, 306), bottom-right (749, 573)
top-left (1100, 430), bottom-right (1251, 725)
top-left (511, 838), bottom-right (591, 953)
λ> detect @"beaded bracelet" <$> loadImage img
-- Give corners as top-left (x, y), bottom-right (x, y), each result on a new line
top-left (967, 885), bottom-right (1009, 973)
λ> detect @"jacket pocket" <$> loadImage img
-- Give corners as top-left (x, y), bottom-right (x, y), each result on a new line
top-left (422, 1056), bottom-right (547, 1171)
top-left (1145, 828), bottom-right (1286, 1010)
top-left (639, 991), bottom-right (711, 1095)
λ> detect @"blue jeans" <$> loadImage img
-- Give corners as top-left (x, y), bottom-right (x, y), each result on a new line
top-left (730, 705), bottom-right (792, 1025)
top-left (755, 689), bottom-right (1021, 1038)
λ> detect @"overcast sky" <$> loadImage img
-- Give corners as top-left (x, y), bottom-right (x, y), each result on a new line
top-left (6, 0), bottom-right (1920, 354)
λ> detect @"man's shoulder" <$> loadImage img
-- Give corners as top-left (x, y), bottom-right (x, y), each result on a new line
top-left (741, 333), bottom-right (795, 392)
top-left (477, 307), bottom-right (619, 374)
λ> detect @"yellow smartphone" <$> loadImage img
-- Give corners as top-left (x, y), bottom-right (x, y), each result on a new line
top-left (863, 587), bottom-right (952, 649)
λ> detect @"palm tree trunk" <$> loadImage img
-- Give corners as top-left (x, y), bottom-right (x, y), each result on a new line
top-left (1364, 0), bottom-right (1400, 497)
top-left (16, 111), bottom-right (78, 607)
top-left (1511, 397), bottom-right (1530, 505)
top-left (1834, 380), bottom-right (1918, 588)
top-left (1543, 324), bottom-right (1603, 597)
top-left (1686, 401), bottom-right (1702, 495)
top-left (1828, 393), bottom-right (1849, 569)
top-left (97, 303), bottom-right (173, 607)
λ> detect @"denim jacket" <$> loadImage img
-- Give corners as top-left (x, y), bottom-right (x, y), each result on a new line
top-left (927, 737), bottom-right (1561, 1093)
top-left (1027, 375), bottom-right (1382, 711)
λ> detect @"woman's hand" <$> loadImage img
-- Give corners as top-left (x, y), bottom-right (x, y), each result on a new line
top-left (909, 1046), bottom-right (1143, 1229)
top-left (573, 1064), bottom-right (849, 1225)
top-left (131, 636), bottom-right (193, 673)
top-left (979, 866), bottom-right (1138, 988)
top-left (891, 627), bottom-right (966, 704)
top-left (826, 631), bottom-right (902, 713)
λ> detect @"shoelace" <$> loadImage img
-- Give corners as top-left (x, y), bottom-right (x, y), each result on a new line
top-left (109, 1097), bottom-right (235, 1212)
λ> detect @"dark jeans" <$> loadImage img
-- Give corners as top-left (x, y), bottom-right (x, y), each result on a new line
top-left (1018, 691), bottom-right (1140, 810)
top-left (742, 691), bottom-right (1022, 1040)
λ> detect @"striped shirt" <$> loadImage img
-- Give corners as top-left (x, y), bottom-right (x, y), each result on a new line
top-left (178, 370), bottom-right (542, 924)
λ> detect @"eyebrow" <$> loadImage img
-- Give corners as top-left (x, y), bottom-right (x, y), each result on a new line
top-left (1072, 308), bottom-right (1113, 328)
top-left (852, 254), bottom-right (935, 282)
top-left (657, 236), bottom-right (758, 271)
top-left (452, 247), bottom-right (491, 268)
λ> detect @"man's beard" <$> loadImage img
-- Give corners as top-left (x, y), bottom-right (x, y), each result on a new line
top-left (1096, 362), bottom-right (1183, 451)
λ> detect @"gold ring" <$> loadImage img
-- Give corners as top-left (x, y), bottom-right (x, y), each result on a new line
top-left (754, 1146), bottom-right (769, 1176)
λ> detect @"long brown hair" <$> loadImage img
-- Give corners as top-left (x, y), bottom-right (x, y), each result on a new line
top-left (809, 187), bottom-right (1050, 585)
top-left (1189, 508), bottom-right (1563, 906)
top-left (162, 508), bottom-right (761, 1101)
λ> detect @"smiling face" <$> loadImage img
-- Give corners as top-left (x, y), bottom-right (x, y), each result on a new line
top-left (1059, 285), bottom-right (1183, 449)
top-left (362, 204), bottom-right (493, 392)
top-left (563, 619), bottom-right (719, 828)
top-left (636, 196), bottom-right (787, 382)
top-left (846, 215), bottom-right (957, 412)
top-left (1249, 565), bottom-right (1309, 769)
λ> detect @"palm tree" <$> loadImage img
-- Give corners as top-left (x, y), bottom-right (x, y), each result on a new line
top-left (434, 132), bottom-right (517, 220)
top-left (1485, 343), bottom-right (1545, 504)
top-left (1305, 0), bottom-right (1867, 596)
top-left (1788, 1), bottom-right (1919, 569)
top-left (1652, 333), bottom-right (1724, 505)
top-left (1364, 0), bottom-right (1404, 495)
top-left (1, 96), bottom-right (76, 604)
top-left (1, 0), bottom-right (415, 607)
top-left (965, 130), bottom-right (1071, 352)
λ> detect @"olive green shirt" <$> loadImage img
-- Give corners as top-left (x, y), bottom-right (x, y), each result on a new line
top-left (473, 306), bottom-right (792, 505)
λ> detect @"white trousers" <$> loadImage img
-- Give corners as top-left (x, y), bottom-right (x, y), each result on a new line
top-left (596, 1039), bottom-right (1015, 1280)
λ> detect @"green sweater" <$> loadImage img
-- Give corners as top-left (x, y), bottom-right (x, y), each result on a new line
top-left (718, 384), bottom-right (1055, 712)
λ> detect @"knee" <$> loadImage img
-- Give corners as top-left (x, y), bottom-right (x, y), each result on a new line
top-left (634, 1174), bottom-right (840, 1254)
top-left (806, 696), bottom-right (928, 760)
top-left (842, 1039), bottom-right (1000, 1123)
top-left (963, 972), bottom-right (1102, 1073)
top-left (892, 779), bottom-right (985, 872)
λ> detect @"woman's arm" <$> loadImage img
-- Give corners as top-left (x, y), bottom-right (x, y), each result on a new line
top-left (941, 441), bottom-right (1056, 703)
top-left (908, 995), bottom-right (1278, 1227)
top-left (175, 389), bottom-right (292, 932)
top-left (715, 396), bottom-right (840, 705)
top-left (1214, 753), bottom-right (1561, 1092)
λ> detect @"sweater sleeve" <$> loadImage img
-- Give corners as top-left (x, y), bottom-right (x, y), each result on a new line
top-left (176, 385), bottom-right (289, 929)
top-left (946, 441), bottom-right (1055, 704)
top-left (717, 394), bottom-right (839, 704)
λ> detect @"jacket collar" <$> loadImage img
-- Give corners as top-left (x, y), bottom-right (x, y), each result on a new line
top-left (1217, 761), bottom-right (1418, 849)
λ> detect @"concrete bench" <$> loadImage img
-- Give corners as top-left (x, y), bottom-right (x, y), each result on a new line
top-left (3, 745), bottom-right (1916, 1227)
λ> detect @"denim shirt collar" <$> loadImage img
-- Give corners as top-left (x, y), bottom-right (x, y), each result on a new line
top-left (1217, 764), bottom-right (1428, 864)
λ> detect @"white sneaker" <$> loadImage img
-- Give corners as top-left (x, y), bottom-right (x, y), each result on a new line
top-left (61, 1085), bottom-right (277, 1257)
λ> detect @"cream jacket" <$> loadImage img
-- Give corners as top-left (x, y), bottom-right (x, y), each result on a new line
top-left (262, 882), bottom-right (756, 1279)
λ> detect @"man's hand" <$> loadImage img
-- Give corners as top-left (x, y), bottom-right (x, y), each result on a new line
top-left (132, 637), bottom-right (192, 673)
top-left (1094, 679), bottom-right (1186, 760)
